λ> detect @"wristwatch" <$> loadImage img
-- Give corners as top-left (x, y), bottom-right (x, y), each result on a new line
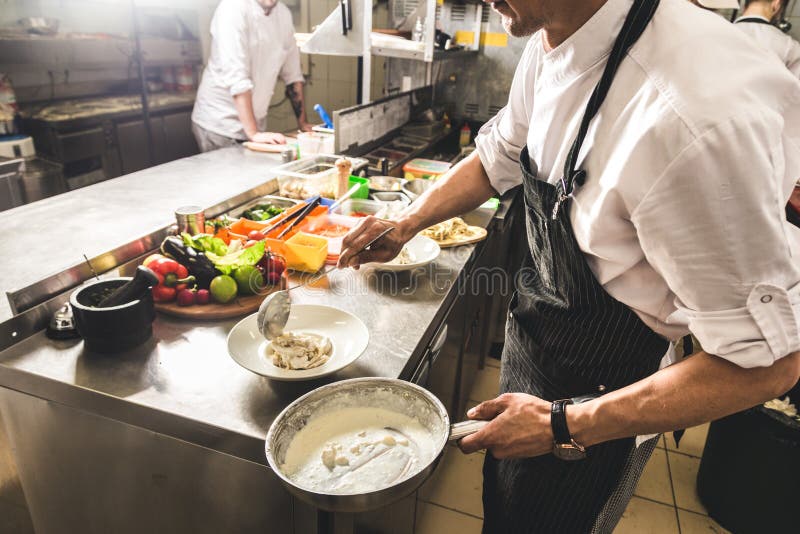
top-left (551, 399), bottom-right (587, 460)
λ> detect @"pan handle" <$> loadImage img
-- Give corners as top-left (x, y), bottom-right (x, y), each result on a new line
top-left (449, 420), bottom-right (489, 441)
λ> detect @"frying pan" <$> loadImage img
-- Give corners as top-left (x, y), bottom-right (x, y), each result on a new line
top-left (265, 377), bottom-right (487, 513)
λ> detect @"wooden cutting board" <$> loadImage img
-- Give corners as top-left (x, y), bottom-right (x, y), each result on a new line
top-left (427, 226), bottom-right (488, 248)
top-left (243, 141), bottom-right (292, 154)
top-left (154, 275), bottom-right (287, 320)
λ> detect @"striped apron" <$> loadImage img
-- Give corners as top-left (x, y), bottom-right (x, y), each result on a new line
top-left (482, 1), bottom-right (669, 532)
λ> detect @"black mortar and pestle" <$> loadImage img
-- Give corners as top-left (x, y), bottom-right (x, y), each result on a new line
top-left (69, 266), bottom-right (160, 353)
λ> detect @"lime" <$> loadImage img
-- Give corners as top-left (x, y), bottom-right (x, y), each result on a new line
top-left (209, 275), bottom-right (238, 303)
top-left (233, 265), bottom-right (264, 295)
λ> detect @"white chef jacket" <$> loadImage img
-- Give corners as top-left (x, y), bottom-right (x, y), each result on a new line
top-left (476, 0), bottom-right (800, 369)
top-left (735, 16), bottom-right (800, 79)
top-left (192, 0), bottom-right (304, 140)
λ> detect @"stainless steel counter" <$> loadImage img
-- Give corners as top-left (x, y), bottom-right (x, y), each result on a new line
top-left (0, 146), bottom-right (282, 322)
top-left (0, 146), bottom-right (494, 461)
top-left (0, 146), bottom-right (499, 533)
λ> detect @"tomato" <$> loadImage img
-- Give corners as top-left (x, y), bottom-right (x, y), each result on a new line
top-left (247, 230), bottom-right (266, 241)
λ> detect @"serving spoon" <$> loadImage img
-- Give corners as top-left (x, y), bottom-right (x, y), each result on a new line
top-left (257, 226), bottom-right (395, 340)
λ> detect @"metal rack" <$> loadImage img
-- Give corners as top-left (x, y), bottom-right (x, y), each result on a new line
top-left (299, 0), bottom-right (482, 104)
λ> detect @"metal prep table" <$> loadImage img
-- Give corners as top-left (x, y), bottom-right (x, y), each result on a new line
top-left (0, 146), bottom-right (507, 534)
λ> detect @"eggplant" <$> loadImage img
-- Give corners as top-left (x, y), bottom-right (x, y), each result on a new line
top-left (160, 236), bottom-right (219, 289)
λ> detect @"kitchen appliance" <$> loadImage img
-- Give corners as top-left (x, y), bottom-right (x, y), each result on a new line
top-left (0, 156), bottom-right (66, 212)
top-left (0, 135), bottom-right (34, 158)
top-left (264, 377), bottom-right (488, 512)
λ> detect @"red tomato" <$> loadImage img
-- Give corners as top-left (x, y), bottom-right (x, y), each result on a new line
top-left (247, 230), bottom-right (266, 241)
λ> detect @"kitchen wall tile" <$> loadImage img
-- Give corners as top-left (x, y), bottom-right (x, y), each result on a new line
top-left (418, 446), bottom-right (485, 518)
top-left (667, 451), bottom-right (707, 514)
top-left (308, 55), bottom-right (329, 84)
top-left (665, 423), bottom-right (709, 458)
top-left (468, 365), bottom-right (500, 403)
top-left (678, 509), bottom-right (732, 534)
top-left (633, 448), bottom-right (674, 506)
top-left (415, 502), bottom-right (483, 534)
top-left (326, 80), bottom-right (358, 111)
top-left (615, 496), bottom-right (679, 534)
top-left (328, 56), bottom-right (358, 83)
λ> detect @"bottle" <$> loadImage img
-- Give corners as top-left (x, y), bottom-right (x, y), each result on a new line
top-left (413, 17), bottom-right (424, 42)
top-left (459, 123), bottom-right (471, 148)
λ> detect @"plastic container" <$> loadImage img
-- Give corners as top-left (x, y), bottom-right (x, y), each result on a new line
top-left (297, 132), bottom-right (335, 156)
top-left (331, 199), bottom-right (388, 219)
top-left (298, 213), bottom-right (359, 256)
top-left (274, 155), bottom-right (369, 200)
top-left (403, 158), bottom-right (452, 180)
top-left (284, 233), bottom-right (328, 273)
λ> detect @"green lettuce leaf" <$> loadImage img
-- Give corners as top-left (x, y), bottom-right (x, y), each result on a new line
top-left (206, 241), bottom-right (265, 275)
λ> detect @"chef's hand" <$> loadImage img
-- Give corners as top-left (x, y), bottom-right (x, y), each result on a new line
top-left (251, 132), bottom-right (287, 144)
top-left (458, 393), bottom-right (554, 459)
top-left (337, 216), bottom-right (411, 269)
top-left (298, 121), bottom-right (315, 133)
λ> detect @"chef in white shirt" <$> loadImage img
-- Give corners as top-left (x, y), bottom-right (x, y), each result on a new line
top-left (338, 0), bottom-right (800, 531)
top-left (191, 0), bottom-right (311, 152)
top-left (734, 0), bottom-right (800, 78)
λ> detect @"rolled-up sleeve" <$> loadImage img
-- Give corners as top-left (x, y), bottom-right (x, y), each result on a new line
top-left (475, 38), bottom-right (536, 194)
top-left (632, 109), bottom-right (800, 368)
top-left (210, 0), bottom-right (253, 96)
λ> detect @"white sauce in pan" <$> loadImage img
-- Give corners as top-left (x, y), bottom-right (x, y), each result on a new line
top-left (281, 407), bottom-right (436, 494)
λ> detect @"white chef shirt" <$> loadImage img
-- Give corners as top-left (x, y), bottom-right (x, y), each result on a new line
top-left (735, 16), bottom-right (800, 79)
top-left (476, 0), bottom-right (800, 369)
top-left (192, 0), bottom-right (304, 140)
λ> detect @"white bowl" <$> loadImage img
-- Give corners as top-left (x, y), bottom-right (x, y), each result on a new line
top-left (372, 235), bottom-right (441, 272)
top-left (227, 304), bottom-right (369, 381)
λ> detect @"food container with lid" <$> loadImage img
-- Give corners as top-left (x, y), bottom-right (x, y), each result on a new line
top-left (274, 155), bottom-right (368, 200)
top-left (402, 158), bottom-right (452, 180)
top-left (330, 199), bottom-right (388, 219)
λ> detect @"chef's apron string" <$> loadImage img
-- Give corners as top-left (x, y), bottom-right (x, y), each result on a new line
top-left (557, 0), bottom-right (660, 205)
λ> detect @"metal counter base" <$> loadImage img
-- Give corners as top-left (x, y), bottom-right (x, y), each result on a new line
top-left (0, 387), bottom-right (416, 534)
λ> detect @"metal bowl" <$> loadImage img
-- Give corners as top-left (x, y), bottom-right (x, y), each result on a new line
top-left (401, 179), bottom-right (433, 202)
top-left (265, 377), bottom-right (450, 513)
top-left (367, 175), bottom-right (406, 193)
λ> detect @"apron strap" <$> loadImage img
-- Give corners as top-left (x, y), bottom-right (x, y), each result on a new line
top-left (560, 0), bottom-right (659, 200)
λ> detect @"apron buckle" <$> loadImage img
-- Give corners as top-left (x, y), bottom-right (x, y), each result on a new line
top-left (552, 192), bottom-right (570, 220)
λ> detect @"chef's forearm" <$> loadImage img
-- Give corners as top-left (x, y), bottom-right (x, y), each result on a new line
top-left (285, 81), bottom-right (308, 126)
top-left (396, 152), bottom-right (496, 237)
top-left (233, 91), bottom-right (259, 139)
top-left (568, 350), bottom-right (800, 447)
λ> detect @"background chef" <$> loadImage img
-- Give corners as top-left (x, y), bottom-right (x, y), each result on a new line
top-left (191, 0), bottom-right (311, 152)
top-left (338, 0), bottom-right (800, 531)
top-left (734, 0), bottom-right (800, 78)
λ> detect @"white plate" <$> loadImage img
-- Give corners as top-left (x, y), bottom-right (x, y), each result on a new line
top-left (227, 304), bottom-right (369, 381)
top-left (372, 234), bottom-right (441, 271)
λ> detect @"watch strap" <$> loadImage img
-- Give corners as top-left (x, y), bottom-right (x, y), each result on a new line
top-left (551, 399), bottom-right (574, 444)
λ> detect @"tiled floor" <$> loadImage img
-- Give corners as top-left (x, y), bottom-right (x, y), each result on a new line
top-left (414, 363), bottom-right (731, 534)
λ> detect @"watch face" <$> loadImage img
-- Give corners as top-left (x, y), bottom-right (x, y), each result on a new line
top-left (554, 444), bottom-right (586, 461)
